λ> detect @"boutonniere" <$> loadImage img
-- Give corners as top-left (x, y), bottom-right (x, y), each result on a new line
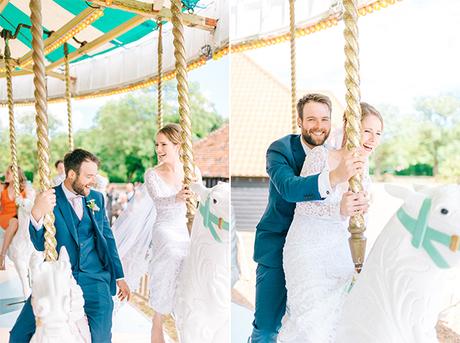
top-left (86, 199), bottom-right (100, 214)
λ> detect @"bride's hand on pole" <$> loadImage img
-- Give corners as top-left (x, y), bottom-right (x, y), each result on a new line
top-left (175, 186), bottom-right (193, 202)
top-left (329, 149), bottom-right (365, 187)
top-left (340, 191), bottom-right (369, 217)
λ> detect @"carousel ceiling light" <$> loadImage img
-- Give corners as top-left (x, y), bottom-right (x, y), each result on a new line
top-left (19, 8), bottom-right (104, 68)
top-left (43, 9), bottom-right (104, 56)
top-left (230, 0), bottom-right (399, 55)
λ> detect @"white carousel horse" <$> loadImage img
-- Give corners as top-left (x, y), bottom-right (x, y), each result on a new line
top-left (337, 184), bottom-right (460, 343)
top-left (175, 181), bottom-right (230, 343)
top-left (0, 188), bottom-right (35, 297)
top-left (29, 247), bottom-right (90, 343)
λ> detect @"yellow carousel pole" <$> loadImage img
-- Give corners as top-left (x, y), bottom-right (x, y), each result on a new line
top-left (157, 19), bottom-right (164, 129)
top-left (343, 0), bottom-right (365, 272)
top-left (4, 38), bottom-right (21, 200)
top-left (171, 0), bottom-right (195, 231)
top-left (289, 0), bottom-right (297, 133)
top-left (64, 43), bottom-right (74, 151)
top-left (30, 0), bottom-right (58, 261)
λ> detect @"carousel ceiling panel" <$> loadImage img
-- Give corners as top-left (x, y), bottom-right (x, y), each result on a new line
top-left (0, 0), bottom-right (227, 102)
top-left (10, 0), bottom-right (107, 51)
top-left (0, 0), bottom-right (166, 63)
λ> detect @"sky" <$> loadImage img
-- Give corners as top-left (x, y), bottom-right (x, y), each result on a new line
top-left (243, 0), bottom-right (460, 113)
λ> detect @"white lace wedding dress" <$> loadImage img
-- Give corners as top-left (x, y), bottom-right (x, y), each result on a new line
top-left (144, 168), bottom-right (190, 314)
top-left (278, 146), bottom-right (370, 343)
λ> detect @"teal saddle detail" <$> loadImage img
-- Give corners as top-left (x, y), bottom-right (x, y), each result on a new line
top-left (397, 198), bottom-right (459, 269)
top-left (199, 197), bottom-right (229, 243)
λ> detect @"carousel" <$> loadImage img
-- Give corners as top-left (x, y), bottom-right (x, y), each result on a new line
top-left (0, 0), bottom-right (229, 341)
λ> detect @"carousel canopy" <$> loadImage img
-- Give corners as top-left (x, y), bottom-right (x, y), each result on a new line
top-left (230, 0), bottom-right (398, 51)
top-left (0, 0), bottom-right (228, 102)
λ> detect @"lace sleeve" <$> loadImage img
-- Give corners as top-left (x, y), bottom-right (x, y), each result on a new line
top-left (299, 146), bottom-right (327, 177)
top-left (296, 147), bottom-right (344, 221)
top-left (144, 169), bottom-right (176, 208)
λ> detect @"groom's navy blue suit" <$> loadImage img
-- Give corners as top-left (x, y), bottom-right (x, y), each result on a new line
top-left (10, 184), bottom-right (124, 343)
top-left (251, 135), bottom-right (324, 342)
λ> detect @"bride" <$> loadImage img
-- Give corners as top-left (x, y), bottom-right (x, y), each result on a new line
top-left (278, 103), bottom-right (384, 342)
top-left (114, 123), bottom-right (200, 343)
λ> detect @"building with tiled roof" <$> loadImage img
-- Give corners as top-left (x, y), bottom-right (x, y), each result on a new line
top-left (231, 53), bottom-right (344, 230)
top-left (231, 53), bottom-right (344, 178)
top-left (193, 124), bottom-right (229, 186)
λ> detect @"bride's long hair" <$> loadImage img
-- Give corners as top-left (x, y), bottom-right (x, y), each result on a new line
top-left (341, 102), bottom-right (384, 148)
top-left (157, 123), bottom-right (182, 146)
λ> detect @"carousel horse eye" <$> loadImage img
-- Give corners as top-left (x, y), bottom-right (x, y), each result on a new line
top-left (440, 208), bottom-right (449, 215)
top-left (213, 198), bottom-right (218, 204)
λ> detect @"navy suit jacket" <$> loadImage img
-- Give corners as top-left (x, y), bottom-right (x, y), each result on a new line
top-left (29, 185), bottom-right (124, 295)
top-left (254, 134), bottom-right (323, 268)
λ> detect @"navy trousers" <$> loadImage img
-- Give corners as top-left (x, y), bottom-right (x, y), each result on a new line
top-left (250, 264), bottom-right (287, 343)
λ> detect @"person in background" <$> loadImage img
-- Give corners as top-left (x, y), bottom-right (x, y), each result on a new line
top-left (52, 160), bottom-right (66, 186)
top-left (126, 182), bottom-right (135, 202)
top-left (106, 183), bottom-right (115, 225)
top-left (0, 165), bottom-right (31, 270)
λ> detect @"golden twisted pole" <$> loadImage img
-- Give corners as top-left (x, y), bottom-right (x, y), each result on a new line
top-left (30, 0), bottom-right (58, 261)
top-left (171, 0), bottom-right (195, 231)
top-left (157, 20), bottom-right (164, 129)
top-left (289, 0), bottom-right (297, 133)
top-left (64, 43), bottom-right (74, 151)
top-left (343, 0), bottom-right (365, 272)
top-left (4, 39), bottom-right (20, 200)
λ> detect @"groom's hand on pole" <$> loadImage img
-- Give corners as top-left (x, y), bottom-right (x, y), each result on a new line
top-left (31, 189), bottom-right (56, 222)
top-left (329, 150), bottom-right (365, 188)
top-left (340, 191), bottom-right (369, 217)
top-left (116, 279), bottom-right (131, 301)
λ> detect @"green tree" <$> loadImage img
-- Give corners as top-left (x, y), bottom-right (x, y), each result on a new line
top-left (0, 80), bottom-right (224, 183)
top-left (414, 94), bottom-right (460, 176)
top-left (371, 94), bottom-right (460, 180)
top-left (370, 104), bottom-right (420, 176)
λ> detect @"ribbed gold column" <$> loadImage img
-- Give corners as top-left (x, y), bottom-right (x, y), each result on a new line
top-left (30, 0), bottom-right (58, 261)
top-left (157, 20), bottom-right (163, 130)
top-left (289, 0), bottom-right (297, 133)
top-left (64, 43), bottom-right (74, 151)
top-left (4, 39), bottom-right (20, 199)
top-left (343, 0), bottom-right (365, 272)
top-left (171, 0), bottom-right (195, 231)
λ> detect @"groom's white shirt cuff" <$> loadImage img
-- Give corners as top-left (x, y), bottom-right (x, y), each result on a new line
top-left (30, 215), bottom-right (43, 230)
top-left (318, 170), bottom-right (332, 198)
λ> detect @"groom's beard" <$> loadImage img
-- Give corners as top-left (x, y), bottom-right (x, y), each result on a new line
top-left (302, 128), bottom-right (330, 147)
top-left (72, 178), bottom-right (90, 196)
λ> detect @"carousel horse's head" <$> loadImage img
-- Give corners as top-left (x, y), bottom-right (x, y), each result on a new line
top-left (385, 183), bottom-right (460, 269)
top-left (30, 247), bottom-right (73, 328)
top-left (191, 181), bottom-right (230, 243)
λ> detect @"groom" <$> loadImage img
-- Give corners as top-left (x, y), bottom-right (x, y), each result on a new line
top-left (10, 149), bottom-right (130, 343)
top-left (250, 93), bottom-right (368, 342)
